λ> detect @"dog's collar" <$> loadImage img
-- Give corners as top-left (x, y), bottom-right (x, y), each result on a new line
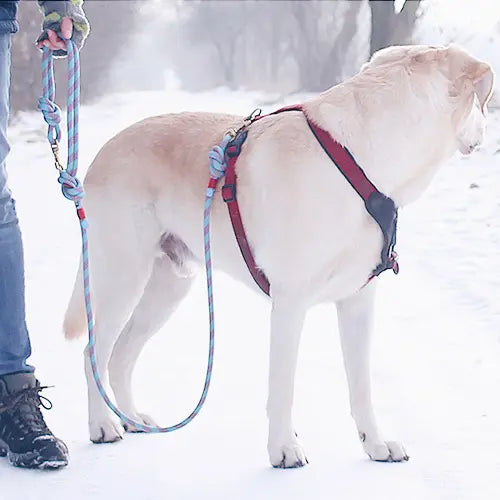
top-left (222, 105), bottom-right (399, 296)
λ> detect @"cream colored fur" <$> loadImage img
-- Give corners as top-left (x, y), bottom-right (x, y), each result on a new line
top-left (64, 44), bottom-right (494, 467)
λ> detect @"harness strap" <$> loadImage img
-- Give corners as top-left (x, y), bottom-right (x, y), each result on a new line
top-left (223, 131), bottom-right (271, 295)
top-left (304, 121), bottom-right (377, 201)
top-left (264, 104), bottom-right (379, 202)
top-left (302, 113), bottom-right (399, 278)
top-left (221, 104), bottom-right (399, 297)
top-left (221, 105), bottom-right (307, 296)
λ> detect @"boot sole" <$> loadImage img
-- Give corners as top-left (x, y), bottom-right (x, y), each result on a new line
top-left (0, 439), bottom-right (67, 470)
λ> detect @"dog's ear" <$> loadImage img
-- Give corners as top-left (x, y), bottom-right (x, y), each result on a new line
top-left (467, 61), bottom-right (494, 114)
top-left (448, 45), bottom-right (495, 114)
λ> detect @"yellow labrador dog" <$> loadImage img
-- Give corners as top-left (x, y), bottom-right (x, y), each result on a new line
top-left (64, 44), bottom-right (493, 468)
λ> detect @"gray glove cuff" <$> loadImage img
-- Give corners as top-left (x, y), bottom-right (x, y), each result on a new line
top-left (37, 1), bottom-right (90, 57)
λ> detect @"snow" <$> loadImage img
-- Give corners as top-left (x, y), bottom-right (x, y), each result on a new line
top-left (2, 88), bottom-right (500, 500)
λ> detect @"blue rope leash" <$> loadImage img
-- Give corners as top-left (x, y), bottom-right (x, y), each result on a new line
top-left (39, 41), bottom-right (227, 433)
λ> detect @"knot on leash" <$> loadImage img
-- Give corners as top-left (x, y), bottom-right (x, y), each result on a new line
top-left (38, 96), bottom-right (62, 143)
top-left (208, 143), bottom-right (228, 181)
top-left (58, 170), bottom-right (85, 202)
top-left (206, 133), bottom-right (234, 197)
top-left (209, 133), bottom-right (234, 180)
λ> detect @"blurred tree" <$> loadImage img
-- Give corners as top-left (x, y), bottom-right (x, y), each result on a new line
top-left (80, 0), bottom-right (143, 99)
top-left (176, 0), bottom-right (249, 89)
top-left (239, 0), bottom-right (288, 85)
top-left (289, 0), bottom-right (363, 91)
top-left (8, 0), bottom-right (426, 108)
top-left (10, 0), bottom-right (142, 113)
top-left (369, 0), bottom-right (422, 56)
top-left (171, 0), bottom-right (366, 93)
top-left (10, 1), bottom-right (39, 113)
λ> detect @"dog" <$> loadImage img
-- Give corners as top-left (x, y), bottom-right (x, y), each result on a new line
top-left (63, 44), bottom-right (494, 468)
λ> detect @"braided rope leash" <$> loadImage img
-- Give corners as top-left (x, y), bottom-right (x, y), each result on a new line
top-left (39, 40), bottom-right (224, 433)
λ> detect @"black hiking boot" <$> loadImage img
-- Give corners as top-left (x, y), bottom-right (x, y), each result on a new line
top-left (0, 373), bottom-right (68, 469)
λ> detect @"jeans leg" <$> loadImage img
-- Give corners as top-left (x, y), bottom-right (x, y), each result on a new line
top-left (0, 33), bottom-right (34, 376)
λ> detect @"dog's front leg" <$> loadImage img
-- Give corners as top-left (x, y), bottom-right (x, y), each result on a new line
top-left (267, 293), bottom-right (308, 468)
top-left (336, 282), bottom-right (408, 462)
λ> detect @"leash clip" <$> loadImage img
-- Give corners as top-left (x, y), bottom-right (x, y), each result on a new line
top-left (51, 142), bottom-right (64, 171)
top-left (244, 108), bottom-right (262, 125)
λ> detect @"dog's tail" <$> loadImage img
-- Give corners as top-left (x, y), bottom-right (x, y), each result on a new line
top-left (63, 257), bottom-right (87, 340)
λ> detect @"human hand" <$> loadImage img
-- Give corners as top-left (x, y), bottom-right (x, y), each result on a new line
top-left (37, 17), bottom-right (73, 52)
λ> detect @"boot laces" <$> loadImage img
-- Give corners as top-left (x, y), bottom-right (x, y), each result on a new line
top-left (0, 387), bottom-right (53, 436)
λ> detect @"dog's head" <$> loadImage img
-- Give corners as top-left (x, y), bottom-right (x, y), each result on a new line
top-left (364, 44), bottom-right (494, 157)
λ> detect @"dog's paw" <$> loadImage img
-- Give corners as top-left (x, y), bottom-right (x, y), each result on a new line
top-left (89, 415), bottom-right (124, 444)
top-left (123, 412), bottom-right (159, 433)
top-left (268, 437), bottom-right (308, 469)
top-left (363, 438), bottom-right (409, 462)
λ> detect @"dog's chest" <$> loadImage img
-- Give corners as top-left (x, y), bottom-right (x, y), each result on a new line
top-left (313, 235), bottom-right (383, 303)
top-left (256, 214), bottom-right (385, 304)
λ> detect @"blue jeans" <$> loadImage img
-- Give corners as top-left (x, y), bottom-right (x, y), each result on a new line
top-left (0, 33), bottom-right (33, 376)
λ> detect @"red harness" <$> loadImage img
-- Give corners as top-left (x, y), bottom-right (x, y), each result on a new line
top-left (221, 105), bottom-right (399, 296)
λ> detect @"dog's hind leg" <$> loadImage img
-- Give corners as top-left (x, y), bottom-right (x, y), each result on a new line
top-left (336, 282), bottom-right (409, 462)
top-left (108, 253), bottom-right (195, 431)
top-left (83, 200), bottom-right (159, 444)
top-left (267, 292), bottom-right (308, 469)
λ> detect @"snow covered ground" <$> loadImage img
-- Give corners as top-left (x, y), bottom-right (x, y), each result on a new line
top-left (2, 88), bottom-right (500, 500)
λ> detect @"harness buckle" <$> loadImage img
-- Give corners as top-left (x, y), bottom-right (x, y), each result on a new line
top-left (226, 130), bottom-right (248, 158)
top-left (222, 183), bottom-right (236, 203)
top-left (390, 251), bottom-right (399, 274)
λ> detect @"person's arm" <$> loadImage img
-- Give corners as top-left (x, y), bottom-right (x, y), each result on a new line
top-left (37, 0), bottom-right (90, 56)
